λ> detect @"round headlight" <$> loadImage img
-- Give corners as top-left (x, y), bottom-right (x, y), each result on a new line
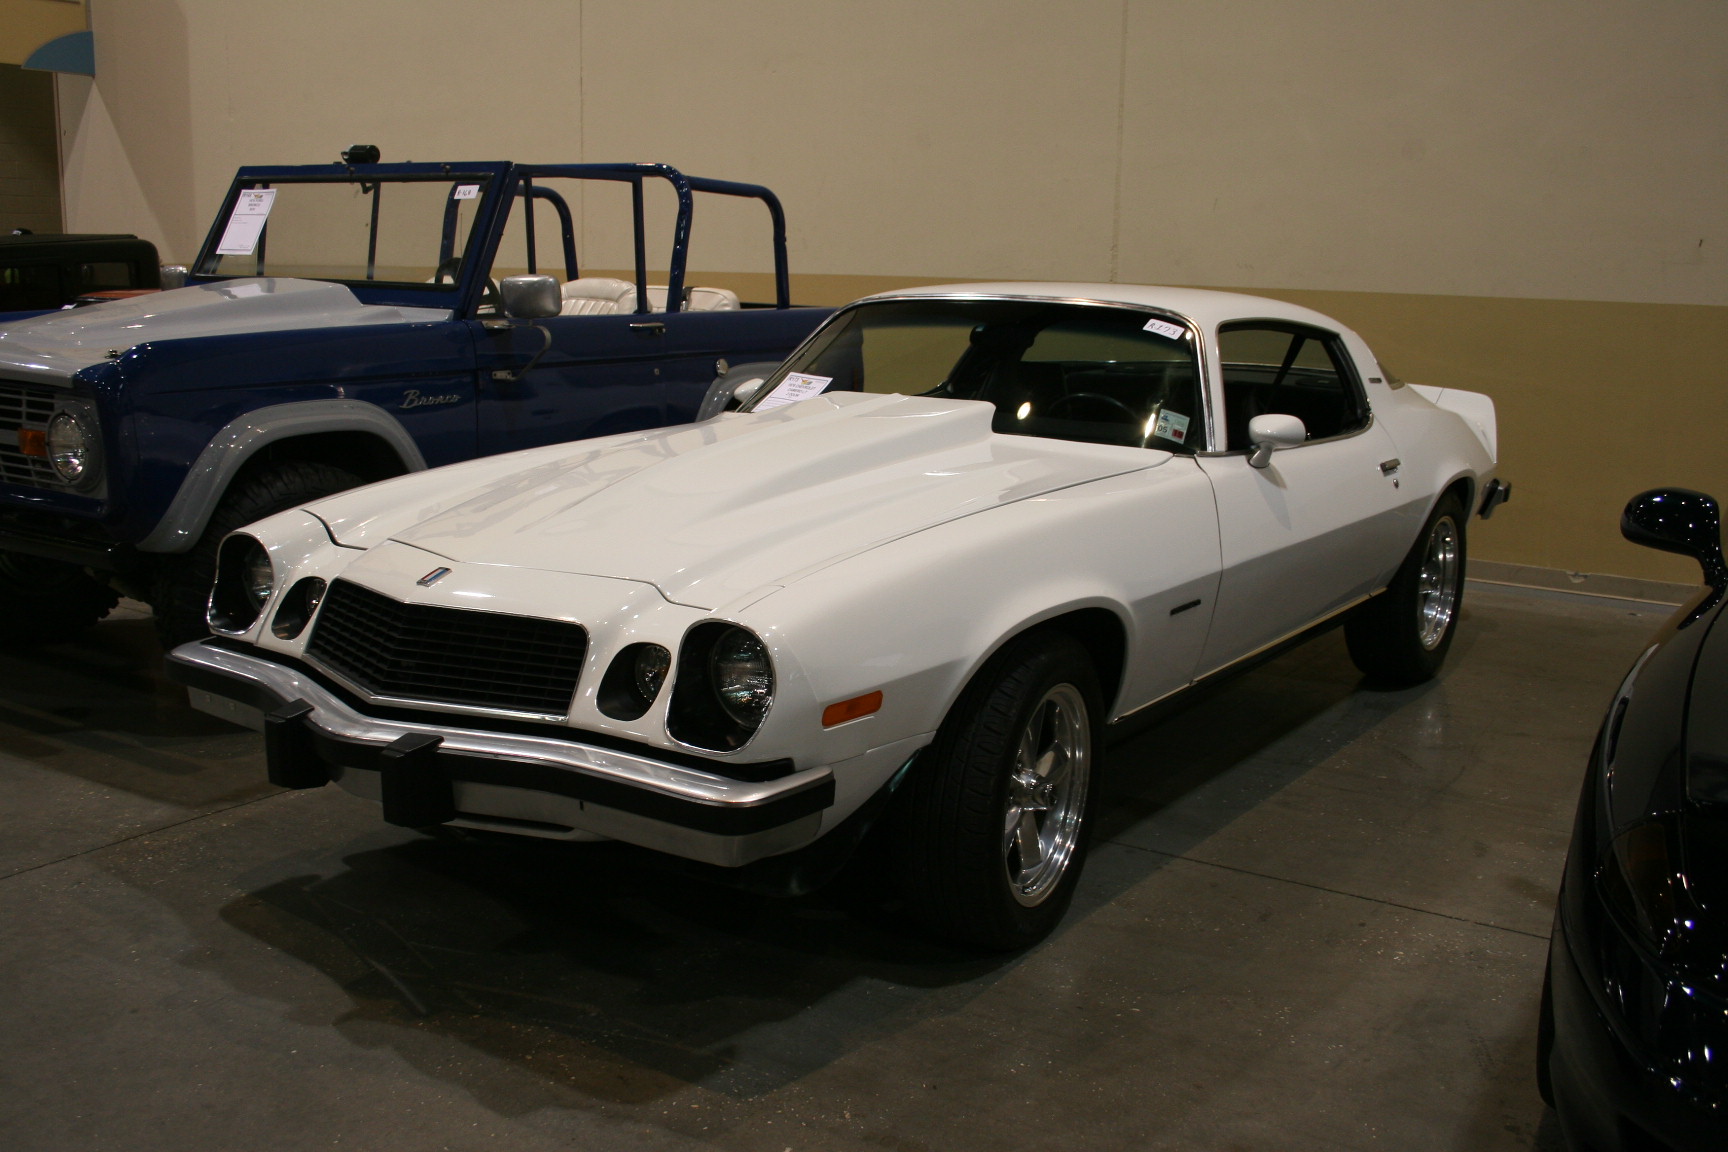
top-left (710, 627), bottom-right (773, 727)
top-left (245, 547), bottom-right (274, 607)
top-left (634, 644), bottom-right (671, 701)
top-left (47, 411), bottom-right (99, 485)
top-left (208, 533), bottom-right (274, 634)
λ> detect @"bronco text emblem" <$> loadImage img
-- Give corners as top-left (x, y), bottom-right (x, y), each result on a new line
top-left (400, 388), bottom-right (461, 409)
top-left (416, 567), bottom-right (452, 587)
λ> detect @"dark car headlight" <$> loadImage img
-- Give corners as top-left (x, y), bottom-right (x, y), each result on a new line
top-left (47, 409), bottom-right (101, 488)
top-left (1599, 817), bottom-right (1695, 957)
top-left (667, 623), bottom-right (775, 751)
top-left (208, 534), bottom-right (274, 634)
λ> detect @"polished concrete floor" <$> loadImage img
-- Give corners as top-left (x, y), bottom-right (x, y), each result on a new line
top-left (0, 584), bottom-right (1670, 1151)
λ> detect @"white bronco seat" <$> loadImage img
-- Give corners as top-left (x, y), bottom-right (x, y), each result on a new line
top-left (558, 277), bottom-right (740, 316)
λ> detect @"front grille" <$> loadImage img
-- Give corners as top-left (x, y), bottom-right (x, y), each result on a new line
top-left (305, 579), bottom-right (588, 717)
top-left (0, 382), bottom-right (58, 488)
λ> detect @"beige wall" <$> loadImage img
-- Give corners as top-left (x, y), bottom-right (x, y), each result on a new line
top-left (58, 0), bottom-right (1728, 585)
top-left (0, 0), bottom-right (85, 68)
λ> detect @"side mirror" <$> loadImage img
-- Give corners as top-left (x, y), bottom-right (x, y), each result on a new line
top-left (499, 274), bottom-right (561, 320)
top-left (1247, 413), bottom-right (1305, 469)
top-left (732, 377), bottom-right (767, 407)
top-left (1623, 488), bottom-right (1725, 588)
top-left (159, 265), bottom-right (187, 290)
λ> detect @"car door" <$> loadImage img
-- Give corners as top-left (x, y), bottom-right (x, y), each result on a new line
top-left (471, 314), bottom-right (669, 455)
top-left (1195, 321), bottom-right (1411, 674)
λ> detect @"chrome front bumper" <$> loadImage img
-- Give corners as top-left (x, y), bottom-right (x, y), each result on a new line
top-left (165, 639), bottom-right (835, 867)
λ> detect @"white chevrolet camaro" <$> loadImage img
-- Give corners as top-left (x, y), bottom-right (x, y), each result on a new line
top-left (169, 283), bottom-right (1506, 949)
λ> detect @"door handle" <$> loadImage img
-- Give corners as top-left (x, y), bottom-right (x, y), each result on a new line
top-left (1379, 458), bottom-right (1401, 475)
top-left (629, 321), bottom-right (666, 337)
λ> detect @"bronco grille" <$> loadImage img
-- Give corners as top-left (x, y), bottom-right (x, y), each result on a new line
top-left (0, 382), bottom-right (58, 488)
top-left (305, 579), bottom-right (588, 717)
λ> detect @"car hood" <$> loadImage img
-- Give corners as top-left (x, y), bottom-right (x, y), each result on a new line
top-left (341, 391), bottom-right (1166, 611)
top-left (0, 277), bottom-right (451, 385)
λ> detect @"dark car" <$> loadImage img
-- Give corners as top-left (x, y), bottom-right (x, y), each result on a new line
top-left (0, 232), bottom-right (165, 319)
top-left (1541, 487), bottom-right (1728, 1150)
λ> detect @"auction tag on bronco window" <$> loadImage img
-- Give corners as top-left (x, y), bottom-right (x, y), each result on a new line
top-left (216, 188), bottom-right (277, 256)
top-left (1142, 317), bottom-right (1187, 341)
top-left (756, 372), bottom-right (833, 411)
top-left (453, 184), bottom-right (481, 200)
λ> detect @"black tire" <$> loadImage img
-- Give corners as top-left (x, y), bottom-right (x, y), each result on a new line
top-left (151, 460), bottom-right (361, 650)
top-left (0, 552), bottom-right (120, 645)
top-left (886, 629), bottom-right (1102, 951)
top-left (1345, 491), bottom-right (1468, 686)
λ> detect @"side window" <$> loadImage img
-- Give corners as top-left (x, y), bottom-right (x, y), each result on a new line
top-left (1218, 323), bottom-right (1368, 450)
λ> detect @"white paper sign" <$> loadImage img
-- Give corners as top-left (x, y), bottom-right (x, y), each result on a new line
top-left (755, 371), bottom-right (833, 411)
top-left (216, 189), bottom-right (278, 256)
top-left (1151, 408), bottom-right (1191, 444)
top-left (1142, 317), bottom-right (1187, 341)
top-left (453, 184), bottom-right (481, 200)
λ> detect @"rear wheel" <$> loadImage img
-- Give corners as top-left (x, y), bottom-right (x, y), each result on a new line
top-left (1346, 492), bottom-right (1467, 686)
top-left (887, 630), bottom-right (1101, 951)
top-left (152, 461), bottom-right (360, 650)
top-left (0, 552), bottom-right (119, 645)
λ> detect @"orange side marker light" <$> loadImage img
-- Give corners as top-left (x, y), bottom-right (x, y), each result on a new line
top-left (17, 429), bottom-right (46, 457)
top-left (822, 690), bottom-right (883, 728)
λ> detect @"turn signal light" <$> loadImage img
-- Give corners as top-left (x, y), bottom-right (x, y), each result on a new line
top-left (17, 429), bottom-right (45, 457)
top-left (822, 690), bottom-right (883, 728)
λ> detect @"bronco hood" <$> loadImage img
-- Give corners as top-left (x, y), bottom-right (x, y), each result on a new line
top-left (0, 278), bottom-right (450, 385)
top-left (344, 392), bottom-right (1165, 610)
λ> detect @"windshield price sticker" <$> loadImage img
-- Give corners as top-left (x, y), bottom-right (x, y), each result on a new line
top-left (756, 372), bottom-right (833, 411)
top-left (453, 184), bottom-right (481, 200)
top-left (1152, 408), bottom-right (1191, 443)
top-left (1142, 317), bottom-right (1187, 341)
top-left (215, 189), bottom-right (278, 256)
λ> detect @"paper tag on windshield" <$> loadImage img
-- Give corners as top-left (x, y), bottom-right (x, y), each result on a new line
top-left (756, 372), bottom-right (832, 411)
top-left (1142, 318), bottom-right (1186, 341)
top-left (215, 189), bottom-right (277, 256)
top-left (1152, 409), bottom-right (1191, 443)
top-left (453, 184), bottom-right (480, 200)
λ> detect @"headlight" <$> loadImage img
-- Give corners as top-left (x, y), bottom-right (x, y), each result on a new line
top-left (1599, 816), bottom-right (1700, 958)
top-left (47, 410), bottom-right (101, 487)
top-left (711, 626), bottom-right (774, 727)
top-left (634, 644), bottom-right (670, 701)
top-left (208, 534), bottom-right (274, 634)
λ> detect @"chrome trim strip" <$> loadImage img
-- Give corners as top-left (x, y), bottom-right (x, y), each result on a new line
top-left (173, 640), bottom-right (830, 809)
top-left (1111, 590), bottom-right (1381, 724)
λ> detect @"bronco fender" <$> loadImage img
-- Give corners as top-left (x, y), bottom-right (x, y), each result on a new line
top-left (136, 400), bottom-right (426, 553)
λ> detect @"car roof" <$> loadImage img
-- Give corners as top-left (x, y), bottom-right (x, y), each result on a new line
top-left (860, 281), bottom-right (1355, 334)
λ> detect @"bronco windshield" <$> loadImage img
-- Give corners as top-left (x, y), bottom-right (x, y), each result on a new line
top-left (194, 174), bottom-right (495, 290)
top-left (742, 297), bottom-right (1204, 451)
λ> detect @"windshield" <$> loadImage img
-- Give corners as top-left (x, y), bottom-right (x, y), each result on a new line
top-left (743, 297), bottom-right (1204, 451)
top-left (195, 175), bottom-right (494, 288)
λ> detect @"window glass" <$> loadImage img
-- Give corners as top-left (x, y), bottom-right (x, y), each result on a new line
top-left (1218, 323), bottom-right (1366, 449)
top-left (77, 262), bottom-right (135, 290)
top-left (744, 298), bottom-right (1204, 452)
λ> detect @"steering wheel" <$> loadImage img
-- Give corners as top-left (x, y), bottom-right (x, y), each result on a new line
top-left (1044, 392), bottom-right (1140, 424)
top-left (433, 257), bottom-right (463, 284)
top-left (435, 257), bottom-right (503, 314)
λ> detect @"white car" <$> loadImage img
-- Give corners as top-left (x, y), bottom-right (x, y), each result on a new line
top-left (168, 283), bottom-right (1507, 949)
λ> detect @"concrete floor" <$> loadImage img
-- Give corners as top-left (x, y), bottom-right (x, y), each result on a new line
top-left (0, 584), bottom-right (1668, 1151)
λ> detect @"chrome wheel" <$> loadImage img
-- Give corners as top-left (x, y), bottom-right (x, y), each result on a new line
top-left (1416, 515), bottom-right (1461, 650)
top-left (1003, 683), bottom-right (1091, 906)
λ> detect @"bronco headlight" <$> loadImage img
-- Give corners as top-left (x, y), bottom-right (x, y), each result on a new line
top-left (208, 534), bottom-right (274, 634)
top-left (47, 410), bottom-right (101, 487)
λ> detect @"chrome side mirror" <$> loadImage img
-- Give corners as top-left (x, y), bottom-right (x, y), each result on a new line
top-left (159, 265), bottom-right (187, 290)
top-left (1623, 488), bottom-right (1725, 588)
top-left (1247, 413), bottom-right (1306, 469)
top-left (499, 274), bottom-right (561, 319)
top-left (732, 377), bottom-right (767, 406)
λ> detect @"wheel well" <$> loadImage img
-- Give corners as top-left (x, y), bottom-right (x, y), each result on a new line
top-left (1028, 607), bottom-right (1128, 715)
top-left (1442, 475), bottom-right (1474, 517)
top-left (233, 432), bottom-right (411, 488)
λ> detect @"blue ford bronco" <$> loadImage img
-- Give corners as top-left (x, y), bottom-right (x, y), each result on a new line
top-left (0, 159), bottom-right (830, 648)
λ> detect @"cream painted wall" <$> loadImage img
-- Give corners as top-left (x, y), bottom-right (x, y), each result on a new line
top-left (55, 0), bottom-right (1728, 585)
top-left (0, 0), bottom-right (85, 67)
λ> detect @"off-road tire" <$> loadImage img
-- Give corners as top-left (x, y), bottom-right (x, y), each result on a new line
top-left (1345, 492), bottom-right (1468, 686)
top-left (886, 629), bottom-right (1102, 952)
top-left (152, 461), bottom-right (361, 651)
top-left (0, 552), bottom-right (120, 645)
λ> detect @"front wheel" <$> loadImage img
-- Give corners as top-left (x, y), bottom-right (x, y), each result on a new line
top-left (1346, 492), bottom-right (1467, 686)
top-left (887, 630), bottom-right (1101, 951)
top-left (152, 461), bottom-right (362, 650)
